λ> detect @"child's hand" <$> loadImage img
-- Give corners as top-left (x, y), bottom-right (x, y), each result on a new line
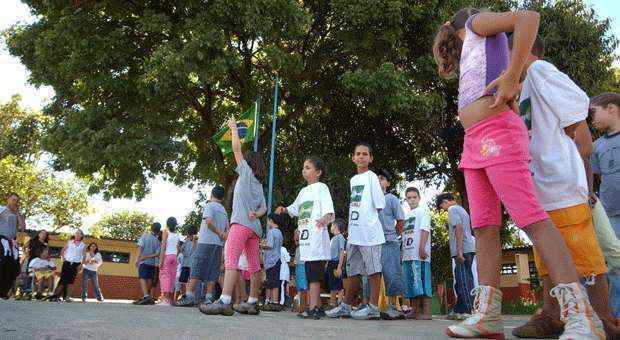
top-left (419, 249), bottom-right (428, 261)
top-left (334, 268), bottom-right (342, 278)
top-left (248, 211), bottom-right (257, 221)
top-left (485, 71), bottom-right (521, 111)
top-left (275, 206), bottom-right (286, 215)
top-left (228, 116), bottom-right (238, 130)
top-left (315, 217), bottom-right (326, 229)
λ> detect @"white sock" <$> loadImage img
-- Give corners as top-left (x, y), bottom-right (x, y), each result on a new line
top-left (369, 303), bottom-right (378, 309)
top-left (220, 294), bottom-right (232, 304)
top-left (247, 297), bottom-right (258, 304)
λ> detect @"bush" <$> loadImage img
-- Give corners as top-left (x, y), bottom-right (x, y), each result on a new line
top-left (502, 298), bottom-right (541, 315)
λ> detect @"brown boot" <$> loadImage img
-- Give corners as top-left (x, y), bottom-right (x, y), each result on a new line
top-left (512, 310), bottom-right (564, 339)
top-left (601, 317), bottom-right (620, 340)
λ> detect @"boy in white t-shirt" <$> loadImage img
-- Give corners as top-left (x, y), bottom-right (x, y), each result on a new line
top-left (28, 247), bottom-right (57, 298)
top-left (326, 143), bottom-right (386, 320)
top-left (402, 187), bottom-right (432, 320)
top-left (511, 36), bottom-right (614, 339)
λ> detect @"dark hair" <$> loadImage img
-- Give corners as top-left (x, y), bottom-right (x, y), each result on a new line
top-left (5, 192), bottom-right (19, 199)
top-left (87, 242), bottom-right (99, 254)
top-left (211, 185), bottom-right (225, 200)
top-left (405, 187), bottom-right (420, 196)
top-left (166, 217), bottom-right (178, 233)
top-left (36, 230), bottom-right (49, 244)
top-left (267, 212), bottom-right (285, 227)
top-left (71, 229), bottom-right (84, 241)
top-left (305, 156), bottom-right (327, 179)
top-left (332, 218), bottom-right (347, 234)
top-left (244, 150), bottom-right (267, 183)
top-left (591, 93), bottom-right (620, 109)
top-left (353, 142), bottom-right (373, 156)
top-left (151, 222), bottom-right (162, 234)
top-left (433, 8), bottom-right (480, 78)
top-left (378, 169), bottom-right (393, 183)
top-left (186, 224), bottom-right (198, 236)
top-left (508, 34), bottom-right (545, 58)
top-left (435, 192), bottom-right (455, 208)
top-left (40, 246), bottom-right (50, 255)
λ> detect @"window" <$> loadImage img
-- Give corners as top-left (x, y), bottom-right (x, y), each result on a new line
top-left (100, 251), bottom-right (130, 264)
top-left (501, 263), bottom-right (517, 275)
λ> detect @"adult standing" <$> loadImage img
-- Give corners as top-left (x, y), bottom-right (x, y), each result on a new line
top-left (49, 229), bottom-right (86, 302)
top-left (0, 192), bottom-right (26, 299)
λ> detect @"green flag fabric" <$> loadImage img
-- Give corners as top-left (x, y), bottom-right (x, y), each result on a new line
top-left (212, 105), bottom-right (257, 157)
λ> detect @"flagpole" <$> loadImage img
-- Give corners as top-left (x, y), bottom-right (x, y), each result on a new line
top-left (253, 96), bottom-right (261, 152)
top-left (267, 76), bottom-right (280, 216)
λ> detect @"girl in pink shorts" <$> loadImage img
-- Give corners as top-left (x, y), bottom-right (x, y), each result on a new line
top-left (433, 7), bottom-right (604, 340)
top-left (200, 117), bottom-right (267, 316)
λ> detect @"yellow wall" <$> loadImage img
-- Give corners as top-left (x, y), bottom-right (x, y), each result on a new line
top-left (18, 232), bottom-right (141, 277)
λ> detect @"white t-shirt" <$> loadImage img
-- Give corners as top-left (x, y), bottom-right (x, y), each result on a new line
top-left (519, 60), bottom-right (589, 211)
top-left (279, 247), bottom-right (291, 282)
top-left (83, 252), bottom-right (103, 272)
top-left (29, 257), bottom-right (56, 271)
top-left (287, 182), bottom-right (335, 261)
top-left (402, 205), bottom-right (432, 262)
top-left (348, 170), bottom-right (386, 246)
top-left (64, 240), bottom-right (85, 263)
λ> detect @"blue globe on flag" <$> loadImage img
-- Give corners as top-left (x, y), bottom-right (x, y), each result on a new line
top-left (237, 122), bottom-right (248, 139)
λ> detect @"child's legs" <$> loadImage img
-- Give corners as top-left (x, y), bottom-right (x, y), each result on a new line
top-left (309, 282), bottom-right (320, 309)
top-left (588, 275), bottom-right (614, 322)
top-left (368, 273), bottom-right (381, 306)
top-left (345, 276), bottom-right (361, 306)
top-left (81, 270), bottom-right (89, 299)
top-left (422, 297), bottom-right (431, 317)
top-left (463, 167), bottom-right (502, 288)
top-left (222, 224), bottom-right (254, 297)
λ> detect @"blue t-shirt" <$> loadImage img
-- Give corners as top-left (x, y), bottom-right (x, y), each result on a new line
top-left (379, 193), bottom-right (405, 242)
top-left (137, 232), bottom-right (161, 267)
top-left (264, 228), bottom-right (283, 269)
top-left (330, 233), bottom-right (346, 261)
top-left (592, 132), bottom-right (620, 216)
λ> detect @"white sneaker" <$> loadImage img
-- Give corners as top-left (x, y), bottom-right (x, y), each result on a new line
top-left (551, 282), bottom-right (605, 340)
top-left (351, 304), bottom-right (381, 320)
top-left (446, 286), bottom-right (504, 339)
top-left (326, 303), bottom-right (352, 318)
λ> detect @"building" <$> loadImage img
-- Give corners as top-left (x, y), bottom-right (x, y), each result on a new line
top-left (500, 246), bottom-right (540, 303)
top-left (18, 230), bottom-right (156, 300)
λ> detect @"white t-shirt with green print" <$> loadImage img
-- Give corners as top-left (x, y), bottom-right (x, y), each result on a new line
top-left (287, 182), bottom-right (335, 262)
top-left (348, 170), bottom-right (386, 246)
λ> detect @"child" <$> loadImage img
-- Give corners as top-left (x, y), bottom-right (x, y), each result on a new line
top-left (133, 222), bottom-right (161, 305)
top-left (201, 116), bottom-right (267, 316)
top-left (591, 93), bottom-right (620, 238)
top-left (327, 219), bottom-right (346, 308)
top-left (276, 157), bottom-right (335, 319)
top-left (279, 246), bottom-right (291, 307)
top-left (402, 187), bottom-right (432, 320)
top-left (436, 192), bottom-right (477, 319)
top-left (293, 229), bottom-right (309, 317)
top-left (28, 247), bottom-right (56, 299)
top-left (49, 229), bottom-right (85, 302)
top-left (508, 37), bottom-right (615, 338)
top-left (158, 217), bottom-right (180, 305)
top-left (177, 186), bottom-right (228, 307)
top-left (260, 213), bottom-right (284, 310)
top-left (176, 225), bottom-right (197, 303)
top-left (327, 143), bottom-right (385, 320)
top-left (377, 169), bottom-right (406, 320)
top-left (433, 8), bottom-right (603, 338)
top-left (81, 242), bottom-right (104, 302)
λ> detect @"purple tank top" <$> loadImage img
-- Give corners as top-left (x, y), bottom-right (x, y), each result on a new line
top-left (458, 16), bottom-right (510, 110)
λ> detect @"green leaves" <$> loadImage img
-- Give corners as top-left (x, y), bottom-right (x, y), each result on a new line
top-left (91, 210), bottom-right (154, 241)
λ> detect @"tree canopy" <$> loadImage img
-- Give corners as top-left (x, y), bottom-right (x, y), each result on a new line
top-left (90, 210), bottom-right (154, 241)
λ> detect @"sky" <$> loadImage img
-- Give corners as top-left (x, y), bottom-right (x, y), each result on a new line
top-left (0, 0), bottom-right (618, 232)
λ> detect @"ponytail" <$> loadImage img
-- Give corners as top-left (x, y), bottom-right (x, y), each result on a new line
top-left (433, 8), bottom-right (480, 79)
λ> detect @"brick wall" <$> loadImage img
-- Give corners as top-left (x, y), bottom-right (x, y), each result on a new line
top-left (67, 273), bottom-right (160, 300)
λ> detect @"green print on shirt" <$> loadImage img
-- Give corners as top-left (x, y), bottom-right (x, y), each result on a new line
top-left (519, 97), bottom-right (532, 131)
top-left (350, 185), bottom-right (364, 205)
top-left (403, 216), bottom-right (416, 231)
top-left (298, 201), bottom-right (314, 221)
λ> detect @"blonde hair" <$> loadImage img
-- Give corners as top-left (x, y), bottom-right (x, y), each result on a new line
top-left (433, 8), bottom-right (480, 78)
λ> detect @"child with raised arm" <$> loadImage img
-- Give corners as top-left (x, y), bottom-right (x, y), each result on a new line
top-left (327, 143), bottom-right (385, 320)
top-left (201, 116), bottom-right (267, 316)
top-left (433, 8), bottom-right (603, 339)
top-left (276, 157), bottom-right (335, 319)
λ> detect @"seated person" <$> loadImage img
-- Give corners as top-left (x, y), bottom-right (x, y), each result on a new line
top-left (28, 247), bottom-right (57, 298)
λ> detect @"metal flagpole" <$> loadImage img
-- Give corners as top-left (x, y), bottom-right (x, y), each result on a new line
top-left (267, 76), bottom-right (280, 214)
top-left (253, 96), bottom-right (261, 152)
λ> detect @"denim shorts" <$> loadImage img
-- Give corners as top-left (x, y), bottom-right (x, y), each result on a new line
top-left (139, 263), bottom-right (158, 281)
top-left (295, 262), bottom-right (308, 292)
top-left (381, 241), bottom-right (404, 296)
top-left (191, 243), bottom-right (222, 282)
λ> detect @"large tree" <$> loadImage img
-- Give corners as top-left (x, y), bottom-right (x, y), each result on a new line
top-left (90, 210), bottom-right (155, 241)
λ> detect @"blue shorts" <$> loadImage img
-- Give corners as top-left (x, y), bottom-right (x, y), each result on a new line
top-left (381, 241), bottom-right (404, 296)
top-left (326, 260), bottom-right (343, 292)
top-left (403, 260), bottom-right (432, 299)
top-left (296, 262), bottom-right (308, 292)
top-left (139, 263), bottom-right (158, 281)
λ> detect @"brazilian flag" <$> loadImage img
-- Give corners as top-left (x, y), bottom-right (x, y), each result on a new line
top-left (212, 105), bottom-right (257, 157)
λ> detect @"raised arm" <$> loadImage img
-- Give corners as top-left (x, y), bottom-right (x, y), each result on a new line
top-left (228, 116), bottom-right (244, 166)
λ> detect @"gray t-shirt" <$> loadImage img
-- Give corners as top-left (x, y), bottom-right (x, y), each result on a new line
top-left (379, 193), bottom-right (405, 242)
top-left (0, 206), bottom-right (17, 240)
top-left (264, 228), bottom-right (283, 269)
top-left (447, 205), bottom-right (476, 257)
top-left (180, 240), bottom-right (193, 267)
top-left (199, 201), bottom-right (229, 246)
top-left (137, 232), bottom-right (161, 266)
top-left (330, 233), bottom-right (346, 261)
top-left (231, 160), bottom-right (267, 236)
top-left (592, 132), bottom-right (620, 216)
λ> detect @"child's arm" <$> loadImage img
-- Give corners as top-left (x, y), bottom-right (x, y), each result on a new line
top-left (473, 11), bottom-right (540, 109)
top-left (418, 230), bottom-right (430, 260)
top-left (229, 116), bottom-right (244, 166)
top-left (316, 213), bottom-right (335, 229)
top-left (574, 122), bottom-right (596, 201)
top-left (335, 248), bottom-right (346, 278)
top-left (159, 230), bottom-right (168, 265)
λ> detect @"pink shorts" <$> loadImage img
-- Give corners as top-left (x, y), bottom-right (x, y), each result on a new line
top-left (224, 224), bottom-right (261, 274)
top-left (159, 254), bottom-right (177, 293)
top-left (461, 110), bottom-right (548, 228)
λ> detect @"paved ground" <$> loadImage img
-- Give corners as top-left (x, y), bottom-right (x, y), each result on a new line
top-left (0, 299), bottom-right (535, 340)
